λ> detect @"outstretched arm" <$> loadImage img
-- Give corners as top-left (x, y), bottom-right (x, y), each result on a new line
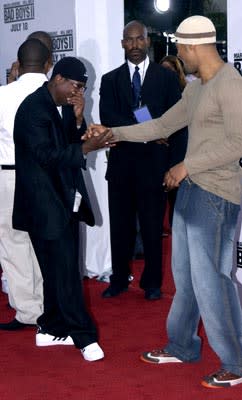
top-left (83, 94), bottom-right (189, 143)
top-left (111, 96), bottom-right (188, 142)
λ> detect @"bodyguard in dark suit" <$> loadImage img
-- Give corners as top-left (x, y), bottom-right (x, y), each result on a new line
top-left (100, 21), bottom-right (187, 300)
top-left (12, 57), bottom-right (112, 361)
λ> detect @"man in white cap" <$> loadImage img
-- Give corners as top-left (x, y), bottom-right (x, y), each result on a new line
top-left (87, 15), bottom-right (242, 387)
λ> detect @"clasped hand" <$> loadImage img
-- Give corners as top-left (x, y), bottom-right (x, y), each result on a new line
top-left (82, 124), bottom-right (116, 147)
top-left (81, 124), bottom-right (116, 154)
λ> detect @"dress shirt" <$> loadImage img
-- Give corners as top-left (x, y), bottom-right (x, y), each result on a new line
top-left (127, 55), bottom-right (150, 86)
top-left (127, 56), bottom-right (150, 142)
top-left (0, 73), bottom-right (47, 165)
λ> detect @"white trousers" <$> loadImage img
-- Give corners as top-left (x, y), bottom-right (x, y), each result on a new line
top-left (0, 169), bottom-right (43, 323)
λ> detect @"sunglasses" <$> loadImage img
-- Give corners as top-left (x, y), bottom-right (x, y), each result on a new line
top-left (67, 79), bottom-right (87, 92)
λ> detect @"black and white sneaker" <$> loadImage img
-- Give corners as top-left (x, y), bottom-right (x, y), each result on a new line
top-left (36, 326), bottom-right (74, 347)
top-left (201, 369), bottom-right (242, 388)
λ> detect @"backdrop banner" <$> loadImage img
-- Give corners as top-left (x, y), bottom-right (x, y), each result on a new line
top-left (0, 0), bottom-right (125, 280)
top-left (227, 0), bottom-right (242, 293)
top-left (227, 0), bottom-right (242, 75)
top-left (0, 0), bottom-right (76, 85)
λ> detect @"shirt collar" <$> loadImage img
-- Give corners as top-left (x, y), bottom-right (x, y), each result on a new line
top-left (127, 56), bottom-right (150, 84)
top-left (17, 72), bottom-right (47, 81)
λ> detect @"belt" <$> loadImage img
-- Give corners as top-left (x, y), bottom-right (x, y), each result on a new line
top-left (0, 165), bottom-right (15, 170)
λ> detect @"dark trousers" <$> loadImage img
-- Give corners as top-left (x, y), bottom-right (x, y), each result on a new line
top-left (29, 219), bottom-right (97, 349)
top-left (108, 177), bottom-right (166, 290)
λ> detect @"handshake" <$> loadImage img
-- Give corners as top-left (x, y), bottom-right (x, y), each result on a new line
top-left (82, 124), bottom-right (115, 146)
top-left (81, 124), bottom-right (117, 154)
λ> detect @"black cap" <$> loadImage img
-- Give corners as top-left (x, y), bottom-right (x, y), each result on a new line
top-left (51, 56), bottom-right (88, 83)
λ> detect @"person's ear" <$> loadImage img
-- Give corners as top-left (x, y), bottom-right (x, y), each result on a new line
top-left (51, 74), bottom-right (64, 85)
top-left (55, 74), bottom-right (64, 82)
top-left (44, 60), bottom-right (52, 74)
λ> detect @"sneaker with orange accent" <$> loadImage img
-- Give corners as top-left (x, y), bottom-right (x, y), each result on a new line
top-left (201, 369), bottom-right (242, 388)
top-left (140, 348), bottom-right (182, 364)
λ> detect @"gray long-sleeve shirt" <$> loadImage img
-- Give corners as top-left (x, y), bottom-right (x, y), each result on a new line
top-left (113, 63), bottom-right (242, 205)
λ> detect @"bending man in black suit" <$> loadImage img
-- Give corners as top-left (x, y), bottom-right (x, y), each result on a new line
top-left (100, 20), bottom-right (187, 300)
top-left (12, 56), bottom-right (112, 361)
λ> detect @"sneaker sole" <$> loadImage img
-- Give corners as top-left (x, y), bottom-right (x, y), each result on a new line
top-left (36, 338), bottom-right (74, 346)
top-left (82, 354), bottom-right (105, 362)
top-left (140, 353), bottom-right (182, 364)
top-left (201, 380), bottom-right (225, 389)
top-left (201, 378), bottom-right (242, 389)
top-left (36, 342), bottom-right (74, 346)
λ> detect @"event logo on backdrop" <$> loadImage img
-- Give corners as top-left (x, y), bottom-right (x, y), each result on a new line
top-left (4, 0), bottom-right (35, 33)
top-left (0, 0), bottom-right (76, 85)
top-left (50, 29), bottom-right (74, 63)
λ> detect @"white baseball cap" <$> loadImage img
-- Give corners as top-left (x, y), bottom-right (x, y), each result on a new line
top-left (175, 15), bottom-right (216, 45)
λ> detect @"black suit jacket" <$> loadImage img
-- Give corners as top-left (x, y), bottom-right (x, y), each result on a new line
top-left (100, 61), bottom-right (188, 184)
top-left (12, 82), bottom-right (94, 240)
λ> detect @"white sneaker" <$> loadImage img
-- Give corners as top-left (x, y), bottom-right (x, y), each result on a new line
top-left (36, 327), bottom-right (74, 347)
top-left (81, 342), bottom-right (104, 361)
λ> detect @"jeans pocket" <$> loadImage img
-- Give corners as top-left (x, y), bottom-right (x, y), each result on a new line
top-left (206, 191), bottom-right (224, 218)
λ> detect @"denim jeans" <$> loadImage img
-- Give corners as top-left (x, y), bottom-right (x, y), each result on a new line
top-left (165, 179), bottom-right (242, 375)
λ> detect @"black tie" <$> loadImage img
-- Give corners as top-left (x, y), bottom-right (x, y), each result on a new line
top-left (132, 66), bottom-right (141, 108)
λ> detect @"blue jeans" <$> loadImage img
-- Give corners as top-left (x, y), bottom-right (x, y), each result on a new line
top-left (165, 179), bottom-right (242, 375)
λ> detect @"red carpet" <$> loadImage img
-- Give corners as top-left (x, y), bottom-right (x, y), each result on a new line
top-left (0, 235), bottom-right (241, 400)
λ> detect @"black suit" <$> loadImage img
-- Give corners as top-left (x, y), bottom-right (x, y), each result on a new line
top-left (100, 61), bottom-right (187, 290)
top-left (13, 82), bottom-right (97, 348)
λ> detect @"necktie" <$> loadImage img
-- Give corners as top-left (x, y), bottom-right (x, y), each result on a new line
top-left (132, 66), bottom-right (141, 108)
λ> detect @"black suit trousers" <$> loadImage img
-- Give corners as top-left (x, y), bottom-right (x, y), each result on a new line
top-left (29, 218), bottom-right (97, 349)
top-left (108, 173), bottom-right (167, 289)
